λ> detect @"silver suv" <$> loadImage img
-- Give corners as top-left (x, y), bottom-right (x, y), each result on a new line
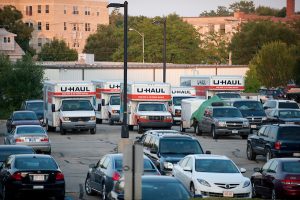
top-left (263, 100), bottom-right (299, 116)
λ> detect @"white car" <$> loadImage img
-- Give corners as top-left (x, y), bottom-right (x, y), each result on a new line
top-left (172, 154), bottom-right (252, 198)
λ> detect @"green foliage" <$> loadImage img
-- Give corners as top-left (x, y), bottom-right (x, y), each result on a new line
top-left (255, 6), bottom-right (286, 17)
top-left (291, 45), bottom-right (300, 85)
top-left (229, 1), bottom-right (255, 13)
top-left (0, 55), bottom-right (44, 118)
top-left (0, 6), bottom-right (33, 54)
top-left (244, 62), bottom-right (261, 92)
top-left (229, 20), bottom-right (298, 64)
top-left (251, 41), bottom-right (296, 88)
top-left (38, 39), bottom-right (78, 61)
top-left (200, 6), bottom-right (232, 17)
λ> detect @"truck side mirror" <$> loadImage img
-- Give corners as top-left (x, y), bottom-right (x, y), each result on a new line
top-left (101, 99), bottom-right (105, 106)
top-left (51, 104), bottom-right (55, 112)
top-left (98, 104), bottom-right (101, 111)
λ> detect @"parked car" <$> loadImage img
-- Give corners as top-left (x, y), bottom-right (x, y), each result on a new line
top-left (251, 158), bottom-right (300, 199)
top-left (4, 125), bottom-right (51, 154)
top-left (136, 129), bottom-right (180, 143)
top-left (246, 124), bottom-right (300, 161)
top-left (172, 154), bottom-right (252, 198)
top-left (6, 111), bottom-right (41, 132)
top-left (258, 88), bottom-right (285, 103)
top-left (139, 132), bottom-right (207, 175)
top-left (0, 145), bottom-right (35, 166)
top-left (263, 100), bottom-right (299, 116)
top-left (20, 99), bottom-right (44, 122)
top-left (84, 153), bottom-right (160, 200)
top-left (197, 106), bottom-right (250, 139)
top-left (265, 108), bottom-right (300, 125)
top-left (109, 175), bottom-right (198, 200)
top-left (0, 154), bottom-right (65, 200)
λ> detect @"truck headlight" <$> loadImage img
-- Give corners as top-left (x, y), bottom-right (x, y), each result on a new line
top-left (217, 121), bottom-right (226, 127)
top-left (165, 116), bottom-right (173, 120)
top-left (175, 109), bottom-right (181, 116)
top-left (163, 162), bottom-right (174, 170)
top-left (243, 121), bottom-right (250, 127)
top-left (139, 116), bottom-right (147, 119)
top-left (63, 117), bottom-right (70, 121)
top-left (90, 116), bottom-right (96, 121)
top-left (112, 110), bottom-right (119, 114)
top-left (243, 180), bottom-right (251, 188)
top-left (197, 179), bottom-right (211, 187)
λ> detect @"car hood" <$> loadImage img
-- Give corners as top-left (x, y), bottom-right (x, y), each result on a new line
top-left (161, 154), bottom-right (185, 163)
top-left (195, 172), bottom-right (248, 184)
top-left (214, 117), bottom-right (247, 122)
top-left (136, 111), bottom-right (171, 116)
top-left (60, 111), bottom-right (95, 117)
top-left (12, 120), bottom-right (40, 125)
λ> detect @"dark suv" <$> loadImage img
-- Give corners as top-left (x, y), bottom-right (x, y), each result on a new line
top-left (138, 132), bottom-right (206, 175)
top-left (20, 100), bottom-right (44, 121)
top-left (247, 124), bottom-right (300, 161)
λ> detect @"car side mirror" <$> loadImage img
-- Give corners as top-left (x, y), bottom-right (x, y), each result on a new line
top-left (254, 167), bottom-right (261, 172)
top-left (89, 163), bottom-right (96, 168)
top-left (205, 150), bottom-right (211, 154)
top-left (150, 148), bottom-right (157, 154)
top-left (51, 104), bottom-right (55, 112)
top-left (240, 168), bottom-right (246, 173)
top-left (98, 104), bottom-right (101, 111)
top-left (101, 99), bottom-right (105, 106)
top-left (183, 166), bottom-right (192, 172)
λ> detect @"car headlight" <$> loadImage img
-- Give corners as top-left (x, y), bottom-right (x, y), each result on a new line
top-left (139, 115), bottom-right (147, 119)
top-left (90, 116), bottom-right (96, 121)
top-left (217, 121), bottom-right (226, 127)
top-left (163, 162), bottom-right (174, 170)
top-left (243, 180), bottom-right (251, 188)
top-left (243, 121), bottom-right (250, 127)
top-left (262, 117), bottom-right (267, 121)
top-left (112, 110), bottom-right (119, 114)
top-left (63, 117), bottom-right (70, 121)
top-left (166, 116), bottom-right (173, 120)
top-left (197, 179), bottom-right (211, 187)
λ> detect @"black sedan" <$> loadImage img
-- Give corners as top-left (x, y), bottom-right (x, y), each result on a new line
top-left (0, 145), bottom-right (35, 166)
top-left (251, 158), bottom-right (300, 199)
top-left (85, 153), bottom-right (160, 200)
top-left (6, 111), bottom-right (41, 132)
top-left (0, 154), bottom-right (65, 200)
top-left (266, 108), bottom-right (300, 125)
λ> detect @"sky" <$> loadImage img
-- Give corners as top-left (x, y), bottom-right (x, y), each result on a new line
top-left (107, 0), bottom-right (300, 17)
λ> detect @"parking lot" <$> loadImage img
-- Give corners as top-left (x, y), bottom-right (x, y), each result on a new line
top-left (0, 121), bottom-right (265, 200)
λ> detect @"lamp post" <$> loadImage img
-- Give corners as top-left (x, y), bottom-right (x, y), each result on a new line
top-left (153, 18), bottom-right (166, 83)
top-left (129, 28), bottom-right (144, 63)
top-left (107, 1), bottom-right (128, 138)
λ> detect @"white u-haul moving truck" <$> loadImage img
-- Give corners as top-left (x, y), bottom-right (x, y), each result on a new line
top-left (122, 82), bottom-right (173, 133)
top-left (171, 87), bottom-right (196, 123)
top-left (43, 81), bottom-right (97, 135)
top-left (92, 80), bottom-right (121, 125)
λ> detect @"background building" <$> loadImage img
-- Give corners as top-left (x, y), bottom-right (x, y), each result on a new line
top-left (0, 0), bottom-right (109, 53)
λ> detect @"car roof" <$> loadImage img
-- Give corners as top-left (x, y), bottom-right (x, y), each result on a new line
top-left (141, 175), bottom-right (180, 183)
top-left (191, 154), bottom-right (230, 160)
top-left (105, 153), bottom-right (151, 160)
top-left (15, 125), bottom-right (44, 128)
top-left (231, 99), bottom-right (260, 103)
top-left (272, 108), bottom-right (300, 111)
top-left (210, 106), bottom-right (237, 109)
top-left (13, 154), bottom-right (52, 159)
top-left (263, 124), bottom-right (300, 128)
top-left (145, 130), bottom-right (179, 134)
top-left (13, 110), bottom-right (36, 114)
top-left (265, 100), bottom-right (297, 103)
top-left (25, 100), bottom-right (43, 103)
top-left (0, 145), bottom-right (34, 150)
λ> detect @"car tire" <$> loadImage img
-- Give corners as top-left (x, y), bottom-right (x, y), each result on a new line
top-left (252, 182), bottom-right (260, 198)
top-left (2, 185), bottom-right (12, 200)
top-left (101, 182), bottom-right (107, 200)
top-left (109, 116), bottom-right (114, 125)
top-left (128, 125), bottom-right (134, 131)
top-left (137, 124), bottom-right (143, 134)
top-left (271, 188), bottom-right (278, 200)
top-left (90, 128), bottom-right (96, 135)
top-left (241, 135), bottom-right (248, 139)
top-left (266, 148), bottom-right (273, 161)
top-left (97, 119), bottom-right (103, 124)
top-left (211, 126), bottom-right (218, 139)
top-left (55, 193), bottom-right (65, 200)
top-left (190, 183), bottom-right (195, 197)
top-left (60, 123), bottom-right (66, 135)
top-left (85, 176), bottom-right (96, 196)
top-left (180, 123), bottom-right (186, 132)
top-left (196, 124), bottom-right (202, 136)
top-left (247, 143), bottom-right (256, 161)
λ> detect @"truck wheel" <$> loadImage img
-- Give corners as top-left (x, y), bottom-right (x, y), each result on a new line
top-left (211, 126), bottom-right (218, 139)
top-left (90, 128), bottom-right (96, 135)
top-left (137, 124), bottom-right (143, 134)
top-left (196, 124), bottom-right (202, 136)
top-left (109, 117), bottom-right (114, 125)
top-left (180, 123), bottom-right (186, 132)
top-left (247, 143), bottom-right (256, 161)
top-left (97, 119), bottom-right (102, 124)
top-left (241, 135), bottom-right (248, 139)
top-left (60, 123), bottom-right (66, 135)
top-left (128, 125), bottom-right (134, 131)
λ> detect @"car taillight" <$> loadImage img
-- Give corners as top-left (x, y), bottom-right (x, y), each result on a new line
top-left (281, 179), bottom-right (300, 185)
top-left (112, 171), bottom-right (120, 181)
top-left (15, 138), bottom-right (24, 143)
top-left (275, 141), bottom-right (281, 150)
top-left (55, 172), bottom-right (64, 181)
top-left (41, 137), bottom-right (49, 142)
top-left (11, 172), bottom-right (22, 181)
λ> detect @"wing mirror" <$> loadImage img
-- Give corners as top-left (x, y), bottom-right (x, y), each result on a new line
top-left (205, 150), bottom-right (211, 154)
top-left (240, 168), bottom-right (246, 173)
top-left (183, 166), bottom-right (192, 172)
top-left (150, 148), bottom-right (157, 154)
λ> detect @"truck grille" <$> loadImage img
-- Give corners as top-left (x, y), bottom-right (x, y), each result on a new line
top-left (70, 117), bottom-right (90, 122)
top-left (149, 116), bottom-right (164, 120)
top-left (226, 122), bottom-right (243, 128)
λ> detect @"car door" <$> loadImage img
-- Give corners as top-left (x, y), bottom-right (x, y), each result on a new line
top-left (256, 126), bottom-right (270, 154)
top-left (174, 157), bottom-right (190, 188)
top-left (201, 109), bottom-right (210, 132)
top-left (253, 160), bottom-right (273, 196)
top-left (0, 156), bottom-right (13, 193)
top-left (92, 156), bottom-right (107, 191)
top-left (251, 126), bottom-right (266, 154)
top-left (181, 157), bottom-right (193, 187)
top-left (97, 156), bottom-right (111, 191)
top-left (262, 160), bottom-right (278, 197)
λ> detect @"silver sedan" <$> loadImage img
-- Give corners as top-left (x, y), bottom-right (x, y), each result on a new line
top-left (4, 125), bottom-right (51, 154)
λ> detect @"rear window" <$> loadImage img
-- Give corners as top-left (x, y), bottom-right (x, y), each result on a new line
top-left (278, 102), bottom-right (299, 109)
top-left (0, 149), bottom-right (34, 161)
top-left (216, 93), bottom-right (241, 99)
top-left (27, 102), bottom-right (43, 111)
top-left (278, 127), bottom-right (300, 140)
top-left (282, 161), bottom-right (300, 173)
top-left (159, 139), bottom-right (203, 154)
top-left (15, 157), bottom-right (58, 170)
top-left (16, 126), bottom-right (45, 134)
top-left (14, 112), bottom-right (37, 120)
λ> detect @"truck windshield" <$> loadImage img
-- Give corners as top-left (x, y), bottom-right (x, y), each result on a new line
top-left (110, 96), bottom-right (120, 106)
top-left (173, 96), bottom-right (194, 106)
top-left (61, 100), bottom-right (94, 111)
top-left (213, 108), bottom-right (243, 118)
top-left (138, 103), bottom-right (166, 112)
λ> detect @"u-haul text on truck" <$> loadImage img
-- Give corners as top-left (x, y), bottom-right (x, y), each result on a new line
top-left (121, 82), bottom-right (173, 133)
top-left (92, 80), bottom-right (121, 125)
top-left (43, 81), bottom-right (97, 135)
top-left (171, 87), bottom-right (196, 123)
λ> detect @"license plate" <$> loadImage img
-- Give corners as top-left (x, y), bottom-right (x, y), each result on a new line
top-left (232, 130), bottom-right (238, 134)
top-left (26, 138), bottom-right (36, 142)
top-left (33, 175), bottom-right (45, 181)
top-left (223, 191), bottom-right (234, 197)
top-left (33, 185), bottom-right (44, 189)
top-left (251, 125), bottom-right (257, 128)
top-left (293, 153), bottom-right (300, 157)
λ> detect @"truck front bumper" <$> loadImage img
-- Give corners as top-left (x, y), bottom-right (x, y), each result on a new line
top-left (215, 128), bottom-right (250, 136)
top-left (110, 114), bottom-right (120, 122)
top-left (139, 122), bottom-right (172, 129)
top-left (61, 121), bottom-right (96, 130)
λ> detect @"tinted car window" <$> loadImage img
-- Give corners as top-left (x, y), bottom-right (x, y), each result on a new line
top-left (14, 112), bottom-right (37, 120)
top-left (27, 102), bottom-right (43, 111)
top-left (216, 93), bottom-right (241, 99)
top-left (278, 110), bottom-right (300, 118)
top-left (110, 96), bottom-right (120, 105)
top-left (268, 160), bottom-right (278, 173)
top-left (278, 102), bottom-right (299, 109)
top-left (114, 158), bottom-right (156, 171)
top-left (278, 127), bottom-right (300, 140)
top-left (179, 157), bottom-right (190, 168)
top-left (159, 139), bottom-right (203, 154)
top-left (15, 157), bottom-right (58, 170)
top-left (233, 101), bottom-right (263, 111)
top-left (213, 108), bottom-right (242, 118)
top-left (195, 159), bottom-right (239, 173)
top-left (16, 126), bottom-right (45, 134)
top-left (0, 149), bottom-right (35, 162)
top-left (282, 161), bottom-right (300, 173)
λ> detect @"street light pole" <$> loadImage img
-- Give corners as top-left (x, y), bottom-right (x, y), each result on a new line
top-left (129, 28), bottom-right (144, 63)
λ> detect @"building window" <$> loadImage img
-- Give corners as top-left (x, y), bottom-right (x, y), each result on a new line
top-left (3, 37), bottom-right (7, 43)
top-left (46, 22), bottom-right (49, 30)
top-left (38, 22), bottom-right (42, 30)
top-left (37, 5), bottom-right (41, 13)
top-left (73, 6), bottom-right (79, 15)
top-left (64, 22), bottom-right (67, 31)
top-left (97, 9), bottom-right (100, 16)
top-left (220, 24), bottom-right (225, 34)
top-left (38, 38), bottom-right (42, 47)
top-left (73, 24), bottom-right (79, 31)
top-left (64, 5), bottom-right (67, 14)
top-left (7, 37), bottom-right (10, 43)
top-left (73, 42), bottom-right (80, 48)
top-left (85, 7), bottom-right (91, 15)
top-left (85, 23), bottom-right (91, 31)
top-left (25, 22), bottom-right (33, 28)
top-left (45, 5), bottom-right (49, 13)
top-left (26, 6), bottom-right (32, 16)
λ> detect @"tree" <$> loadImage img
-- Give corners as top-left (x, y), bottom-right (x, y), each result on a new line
top-left (244, 64), bottom-right (261, 92)
top-left (229, 20), bottom-right (299, 64)
top-left (0, 6), bottom-right (34, 54)
top-left (38, 39), bottom-right (78, 61)
top-left (250, 41), bottom-right (296, 88)
top-left (200, 6), bottom-right (232, 17)
top-left (255, 6), bottom-right (286, 17)
top-left (229, 1), bottom-right (255, 13)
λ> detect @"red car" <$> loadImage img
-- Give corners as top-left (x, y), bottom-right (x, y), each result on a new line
top-left (251, 158), bottom-right (300, 199)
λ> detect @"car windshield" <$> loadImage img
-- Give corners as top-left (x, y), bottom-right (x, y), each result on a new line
top-left (61, 100), bottom-right (94, 111)
top-left (159, 139), bottom-right (203, 154)
top-left (27, 102), bottom-right (43, 111)
top-left (173, 97), bottom-right (194, 106)
top-left (14, 112), bottom-right (38, 120)
top-left (195, 159), bottom-right (240, 173)
top-left (15, 157), bottom-right (58, 170)
top-left (115, 158), bottom-right (156, 171)
top-left (0, 149), bottom-right (34, 162)
top-left (16, 126), bottom-right (45, 134)
top-left (110, 96), bottom-right (120, 105)
top-left (216, 93), bottom-right (241, 99)
top-left (278, 110), bottom-right (300, 118)
top-left (138, 103), bottom-right (166, 112)
top-left (278, 102), bottom-right (299, 109)
top-left (233, 101), bottom-right (263, 111)
top-left (142, 181), bottom-right (190, 200)
top-left (278, 127), bottom-right (300, 140)
top-left (213, 108), bottom-right (243, 118)
top-left (282, 161), bottom-right (300, 173)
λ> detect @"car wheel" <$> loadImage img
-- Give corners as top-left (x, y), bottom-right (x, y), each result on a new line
top-left (211, 126), bottom-right (218, 139)
top-left (109, 116), bottom-right (114, 125)
top-left (180, 123), bottom-right (186, 132)
top-left (55, 193), bottom-right (65, 200)
top-left (85, 176), bottom-right (96, 196)
top-left (266, 148), bottom-right (273, 161)
top-left (247, 143), bottom-right (256, 161)
top-left (190, 183), bottom-right (195, 197)
top-left (241, 135), bottom-right (248, 139)
top-left (128, 125), bottom-right (134, 131)
top-left (271, 188), bottom-right (278, 200)
top-left (90, 128), bottom-right (96, 135)
top-left (97, 119), bottom-right (103, 124)
top-left (2, 185), bottom-right (12, 200)
top-left (196, 124), bottom-right (202, 136)
top-left (101, 182), bottom-right (107, 200)
top-left (137, 124), bottom-right (143, 134)
top-left (252, 182), bottom-right (260, 198)
top-left (60, 123), bottom-right (66, 135)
